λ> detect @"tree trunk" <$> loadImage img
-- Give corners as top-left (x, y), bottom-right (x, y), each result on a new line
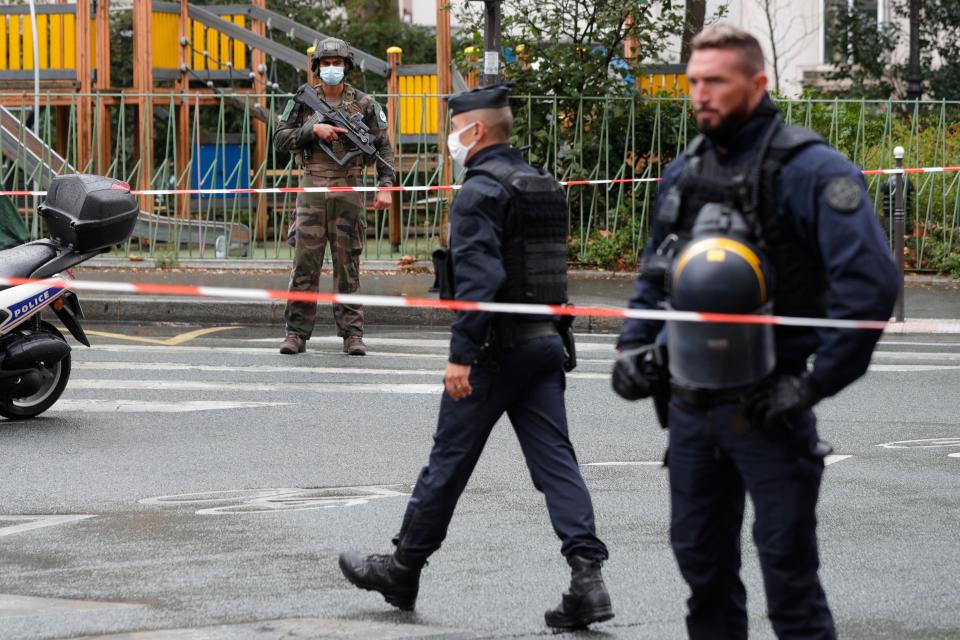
top-left (681, 0), bottom-right (707, 63)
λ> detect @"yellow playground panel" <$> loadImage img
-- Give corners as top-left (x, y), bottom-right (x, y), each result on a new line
top-left (398, 72), bottom-right (439, 136)
top-left (0, 10), bottom-right (93, 73)
top-left (0, 8), bottom-right (245, 75)
top-left (152, 10), bottom-right (247, 71)
top-left (636, 66), bottom-right (690, 97)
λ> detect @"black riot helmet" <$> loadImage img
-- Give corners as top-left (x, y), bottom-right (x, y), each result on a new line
top-left (312, 37), bottom-right (355, 75)
top-left (666, 203), bottom-right (776, 390)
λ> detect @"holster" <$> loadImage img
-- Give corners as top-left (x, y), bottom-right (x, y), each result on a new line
top-left (648, 345), bottom-right (671, 428)
top-left (477, 316), bottom-right (560, 370)
top-left (556, 312), bottom-right (577, 372)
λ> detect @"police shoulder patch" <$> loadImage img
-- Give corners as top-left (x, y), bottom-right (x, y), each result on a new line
top-left (456, 214), bottom-right (480, 238)
top-left (824, 176), bottom-right (863, 213)
top-left (279, 99), bottom-right (296, 122)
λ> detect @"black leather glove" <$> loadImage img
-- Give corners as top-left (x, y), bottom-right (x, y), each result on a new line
top-left (742, 375), bottom-right (821, 432)
top-left (612, 345), bottom-right (657, 401)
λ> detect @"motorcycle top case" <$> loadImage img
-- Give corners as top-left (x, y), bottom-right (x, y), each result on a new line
top-left (38, 174), bottom-right (138, 252)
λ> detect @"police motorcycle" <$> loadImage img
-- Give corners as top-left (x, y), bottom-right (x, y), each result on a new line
top-left (0, 175), bottom-right (137, 419)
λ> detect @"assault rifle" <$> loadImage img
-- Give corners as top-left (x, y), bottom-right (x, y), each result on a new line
top-left (293, 84), bottom-right (393, 169)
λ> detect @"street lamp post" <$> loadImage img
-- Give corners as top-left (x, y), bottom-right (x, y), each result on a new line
top-left (906, 0), bottom-right (923, 101)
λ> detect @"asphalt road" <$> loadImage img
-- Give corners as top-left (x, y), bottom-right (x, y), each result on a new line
top-left (1, 324), bottom-right (958, 639)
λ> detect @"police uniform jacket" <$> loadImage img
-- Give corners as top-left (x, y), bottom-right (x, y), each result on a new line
top-left (448, 143), bottom-right (544, 364)
top-left (619, 101), bottom-right (899, 398)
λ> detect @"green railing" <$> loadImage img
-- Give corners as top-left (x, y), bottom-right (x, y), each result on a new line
top-left (1, 92), bottom-right (959, 273)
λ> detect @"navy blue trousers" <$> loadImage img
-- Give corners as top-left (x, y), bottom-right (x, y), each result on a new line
top-left (668, 400), bottom-right (836, 640)
top-left (394, 336), bottom-right (608, 563)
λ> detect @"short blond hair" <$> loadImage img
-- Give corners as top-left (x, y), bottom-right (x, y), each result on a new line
top-left (691, 24), bottom-right (765, 76)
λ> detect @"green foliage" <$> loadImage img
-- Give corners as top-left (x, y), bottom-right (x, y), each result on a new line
top-left (568, 214), bottom-right (644, 269)
top-left (453, 0), bottom-right (685, 98)
top-left (823, 0), bottom-right (900, 98)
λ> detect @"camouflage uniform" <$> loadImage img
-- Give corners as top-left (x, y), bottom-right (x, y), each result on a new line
top-left (275, 83), bottom-right (395, 339)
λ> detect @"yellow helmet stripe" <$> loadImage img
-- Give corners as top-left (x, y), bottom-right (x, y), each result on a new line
top-left (673, 237), bottom-right (768, 302)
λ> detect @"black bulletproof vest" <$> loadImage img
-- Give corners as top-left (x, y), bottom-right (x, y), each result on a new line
top-left (466, 159), bottom-right (569, 305)
top-left (662, 124), bottom-right (830, 318)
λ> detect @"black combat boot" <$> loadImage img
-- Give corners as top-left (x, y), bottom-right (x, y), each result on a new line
top-left (338, 551), bottom-right (422, 611)
top-left (544, 555), bottom-right (614, 630)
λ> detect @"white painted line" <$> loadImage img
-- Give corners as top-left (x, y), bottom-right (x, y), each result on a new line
top-left (879, 340), bottom-right (960, 347)
top-left (72, 361), bottom-right (610, 380)
top-left (244, 335), bottom-right (619, 352)
top-left (868, 365), bottom-right (960, 372)
top-left (824, 455), bottom-right (852, 466)
top-left (70, 379), bottom-right (444, 394)
top-left (878, 437), bottom-right (960, 449)
top-left (582, 461), bottom-right (663, 467)
top-left (948, 453), bottom-right (960, 458)
top-left (140, 485), bottom-right (410, 515)
top-left (0, 515), bottom-right (95, 537)
top-left (47, 400), bottom-right (289, 413)
top-left (870, 352), bottom-right (960, 361)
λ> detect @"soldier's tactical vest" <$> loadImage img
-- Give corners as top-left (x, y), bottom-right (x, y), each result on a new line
top-left (303, 84), bottom-right (366, 171)
top-left (661, 122), bottom-right (830, 319)
top-left (465, 159), bottom-right (569, 305)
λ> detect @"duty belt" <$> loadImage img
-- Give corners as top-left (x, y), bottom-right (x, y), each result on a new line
top-left (670, 382), bottom-right (749, 409)
top-left (493, 318), bottom-right (558, 350)
top-left (303, 167), bottom-right (363, 178)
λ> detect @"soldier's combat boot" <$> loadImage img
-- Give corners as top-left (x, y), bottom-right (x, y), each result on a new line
top-left (544, 555), bottom-right (614, 630)
top-left (338, 551), bottom-right (421, 610)
top-left (279, 333), bottom-right (306, 355)
top-left (343, 335), bottom-right (367, 356)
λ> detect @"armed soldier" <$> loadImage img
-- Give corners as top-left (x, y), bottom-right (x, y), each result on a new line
top-left (274, 37), bottom-right (395, 356)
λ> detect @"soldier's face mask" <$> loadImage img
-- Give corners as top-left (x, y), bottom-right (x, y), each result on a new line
top-left (319, 65), bottom-right (345, 86)
top-left (447, 122), bottom-right (478, 165)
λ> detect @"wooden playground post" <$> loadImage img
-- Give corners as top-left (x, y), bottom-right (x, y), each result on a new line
top-left (133, 0), bottom-right (154, 214)
top-left (175, 0), bottom-right (191, 219)
top-left (95, 0), bottom-right (112, 175)
top-left (436, 0), bottom-right (453, 241)
top-left (464, 47), bottom-right (480, 89)
top-left (386, 46), bottom-right (402, 251)
top-left (251, 0), bottom-right (268, 242)
top-left (75, 0), bottom-right (92, 172)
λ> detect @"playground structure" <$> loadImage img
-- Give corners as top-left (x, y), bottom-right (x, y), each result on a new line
top-left (0, 0), bottom-right (469, 256)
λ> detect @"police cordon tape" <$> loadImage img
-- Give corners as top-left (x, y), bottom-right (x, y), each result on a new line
top-left (1, 164), bottom-right (959, 198)
top-left (0, 275), bottom-right (889, 331)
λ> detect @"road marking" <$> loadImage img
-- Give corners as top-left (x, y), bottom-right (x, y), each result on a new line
top-left (246, 335), bottom-right (618, 352)
top-left (824, 455), bottom-right (852, 465)
top-left (84, 326), bottom-right (239, 346)
top-left (868, 365), bottom-right (960, 372)
top-left (140, 485), bottom-right (410, 515)
top-left (878, 437), bottom-right (960, 449)
top-left (0, 515), bottom-right (95, 537)
top-left (66, 617), bottom-right (466, 638)
top-left (47, 400), bottom-right (289, 413)
top-left (0, 594), bottom-right (141, 619)
top-left (949, 453), bottom-right (960, 458)
top-left (71, 379), bottom-right (444, 394)
top-left (870, 351), bottom-right (960, 361)
top-left (582, 461), bottom-right (663, 467)
top-left (72, 361), bottom-right (610, 380)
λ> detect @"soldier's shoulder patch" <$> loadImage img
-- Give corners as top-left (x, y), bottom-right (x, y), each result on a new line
top-left (279, 99), bottom-right (296, 122)
top-left (824, 176), bottom-right (863, 213)
top-left (376, 103), bottom-right (388, 124)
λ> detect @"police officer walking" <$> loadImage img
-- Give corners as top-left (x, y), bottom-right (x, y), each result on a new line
top-left (613, 25), bottom-right (898, 640)
top-left (274, 38), bottom-right (395, 356)
top-left (338, 84), bottom-right (614, 630)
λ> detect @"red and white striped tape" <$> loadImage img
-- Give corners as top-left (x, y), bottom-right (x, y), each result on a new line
top-left (0, 275), bottom-right (889, 331)
top-left (0, 178), bottom-right (656, 198)
top-left (1, 165), bottom-right (956, 198)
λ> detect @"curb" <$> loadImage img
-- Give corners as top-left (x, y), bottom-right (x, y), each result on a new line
top-left (79, 295), bottom-right (625, 333)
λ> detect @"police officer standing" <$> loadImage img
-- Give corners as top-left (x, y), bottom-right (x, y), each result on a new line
top-left (274, 38), bottom-right (395, 356)
top-left (338, 84), bottom-right (614, 630)
top-left (613, 25), bottom-right (898, 640)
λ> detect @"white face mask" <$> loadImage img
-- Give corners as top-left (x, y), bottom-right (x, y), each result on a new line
top-left (447, 122), bottom-right (478, 165)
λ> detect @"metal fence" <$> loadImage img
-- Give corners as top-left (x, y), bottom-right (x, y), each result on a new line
top-left (1, 92), bottom-right (959, 271)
